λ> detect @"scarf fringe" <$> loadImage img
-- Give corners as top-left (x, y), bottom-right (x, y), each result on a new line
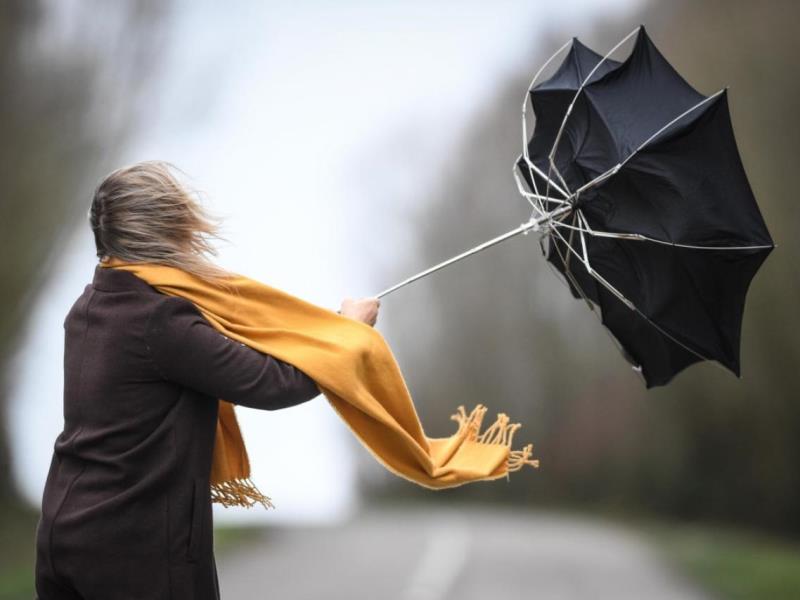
top-left (211, 477), bottom-right (275, 509)
top-left (450, 404), bottom-right (540, 472)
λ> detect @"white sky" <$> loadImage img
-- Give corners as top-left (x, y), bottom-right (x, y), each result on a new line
top-left (9, 0), bottom-right (644, 525)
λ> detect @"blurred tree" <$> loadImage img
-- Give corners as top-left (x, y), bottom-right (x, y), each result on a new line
top-left (0, 0), bottom-right (168, 513)
top-left (376, 0), bottom-right (800, 536)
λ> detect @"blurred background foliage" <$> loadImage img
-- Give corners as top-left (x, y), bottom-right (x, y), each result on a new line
top-left (0, 0), bottom-right (798, 597)
top-left (371, 0), bottom-right (800, 538)
top-left (0, 0), bottom-right (167, 501)
top-left (0, 0), bottom-right (167, 593)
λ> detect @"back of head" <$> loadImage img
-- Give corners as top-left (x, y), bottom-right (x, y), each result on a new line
top-left (89, 161), bottom-right (232, 284)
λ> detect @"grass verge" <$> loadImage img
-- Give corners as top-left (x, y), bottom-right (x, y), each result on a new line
top-left (647, 521), bottom-right (800, 600)
top-left (0, 503), bottom-right (38, 600)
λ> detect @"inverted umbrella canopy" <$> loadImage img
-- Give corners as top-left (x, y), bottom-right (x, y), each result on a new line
top-left (515, 25), bottom-right (774, 386)
top-left (377, 25), bottom-right (773, 389)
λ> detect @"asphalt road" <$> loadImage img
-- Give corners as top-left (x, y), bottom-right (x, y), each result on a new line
top-left (217, 504), bottom-right (709, 600)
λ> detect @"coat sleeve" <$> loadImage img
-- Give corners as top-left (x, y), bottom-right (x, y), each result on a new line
top-left (145, 295), bottom-right (320, 410)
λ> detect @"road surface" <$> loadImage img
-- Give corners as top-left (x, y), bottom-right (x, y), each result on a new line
top-left (217, 504), bottom-right (708, 600)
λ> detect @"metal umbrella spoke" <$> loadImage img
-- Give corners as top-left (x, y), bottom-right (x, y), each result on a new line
top-left (546, 25), bottom-right (642, 173)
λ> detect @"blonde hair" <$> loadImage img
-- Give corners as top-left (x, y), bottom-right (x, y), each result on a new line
top-left (89, 161), bottom-right (233, 285)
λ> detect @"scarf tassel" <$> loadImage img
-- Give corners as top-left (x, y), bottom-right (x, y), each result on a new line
top-left (211, 477), bottom-right (275, 509)
top-left (450, 404), bottom-right (540, 473)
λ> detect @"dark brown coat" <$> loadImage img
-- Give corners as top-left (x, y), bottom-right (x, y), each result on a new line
top-left (34, 264), bottom-right (320, 599)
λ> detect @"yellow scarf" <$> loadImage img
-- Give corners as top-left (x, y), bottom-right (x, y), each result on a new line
top-left (100, 257), bottom-right (539, 508)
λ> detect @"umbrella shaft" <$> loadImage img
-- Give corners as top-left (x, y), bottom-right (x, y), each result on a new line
top-left (375, 204), bottom-right (573, 299)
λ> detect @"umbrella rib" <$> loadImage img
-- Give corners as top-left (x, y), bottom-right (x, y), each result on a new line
top-left (546, 224), bottom-right (595, 312)
top-left (521, 37), bottom-right (574, 215)
top-left (636, 239), bottom-right (773, 251)
top-left (620, 89), bottom-right (727, 169)
top-left (523, 38), bottom-right (574, 97)
top-left (549, 219), bottom-right (634, 309)
top-left (552, 162), bottom-right (573, 198)
top-left (519, 156), bottom-right (572, 217)
top-left (579, 210), bottom-right (742, 367)
top-left (576, 218), bottom-right (636, 309)
top-left (551, 220), bottom-right (716, 369)
top-left (572, 89), bottom-right (727, 199)
top-left (546, 26), bottom-right (642, 178)
top-left (513, 168), bottom-right (569, 218)
top-left (630, 306), bottom-right (715, 366)
top-left (518, 156), bottom-right (571, 199)
top-left (565, 211), bottom-right (578, 271)
top-left (547, 225), bottom-right (646, 375)
top-left (572, 213), bottom-right (720, 365)
top-left (554, 215), bottom-right (772, 251)
top-left (544, 236), bottom-right (643, 381)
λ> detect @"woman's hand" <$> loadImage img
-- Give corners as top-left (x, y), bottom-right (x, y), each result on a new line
top-left (339, 297), bottom-right (380, 327)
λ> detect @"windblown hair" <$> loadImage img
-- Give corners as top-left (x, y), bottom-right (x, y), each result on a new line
top-left (89, 161), bottom-right (233, 285)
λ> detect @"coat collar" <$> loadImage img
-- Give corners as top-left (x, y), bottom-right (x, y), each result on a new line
top-left (92, 263), bottom-right (158, 294)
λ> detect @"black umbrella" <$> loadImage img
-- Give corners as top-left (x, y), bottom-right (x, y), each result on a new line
top-left (378, 25), bottom-right (774, 388)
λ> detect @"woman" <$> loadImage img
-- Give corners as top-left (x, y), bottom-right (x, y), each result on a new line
top-left (34, 161), bottom-right (380, 600)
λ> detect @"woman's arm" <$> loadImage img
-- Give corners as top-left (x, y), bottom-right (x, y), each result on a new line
top-left (145, 295), bottom-right (320, 410)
